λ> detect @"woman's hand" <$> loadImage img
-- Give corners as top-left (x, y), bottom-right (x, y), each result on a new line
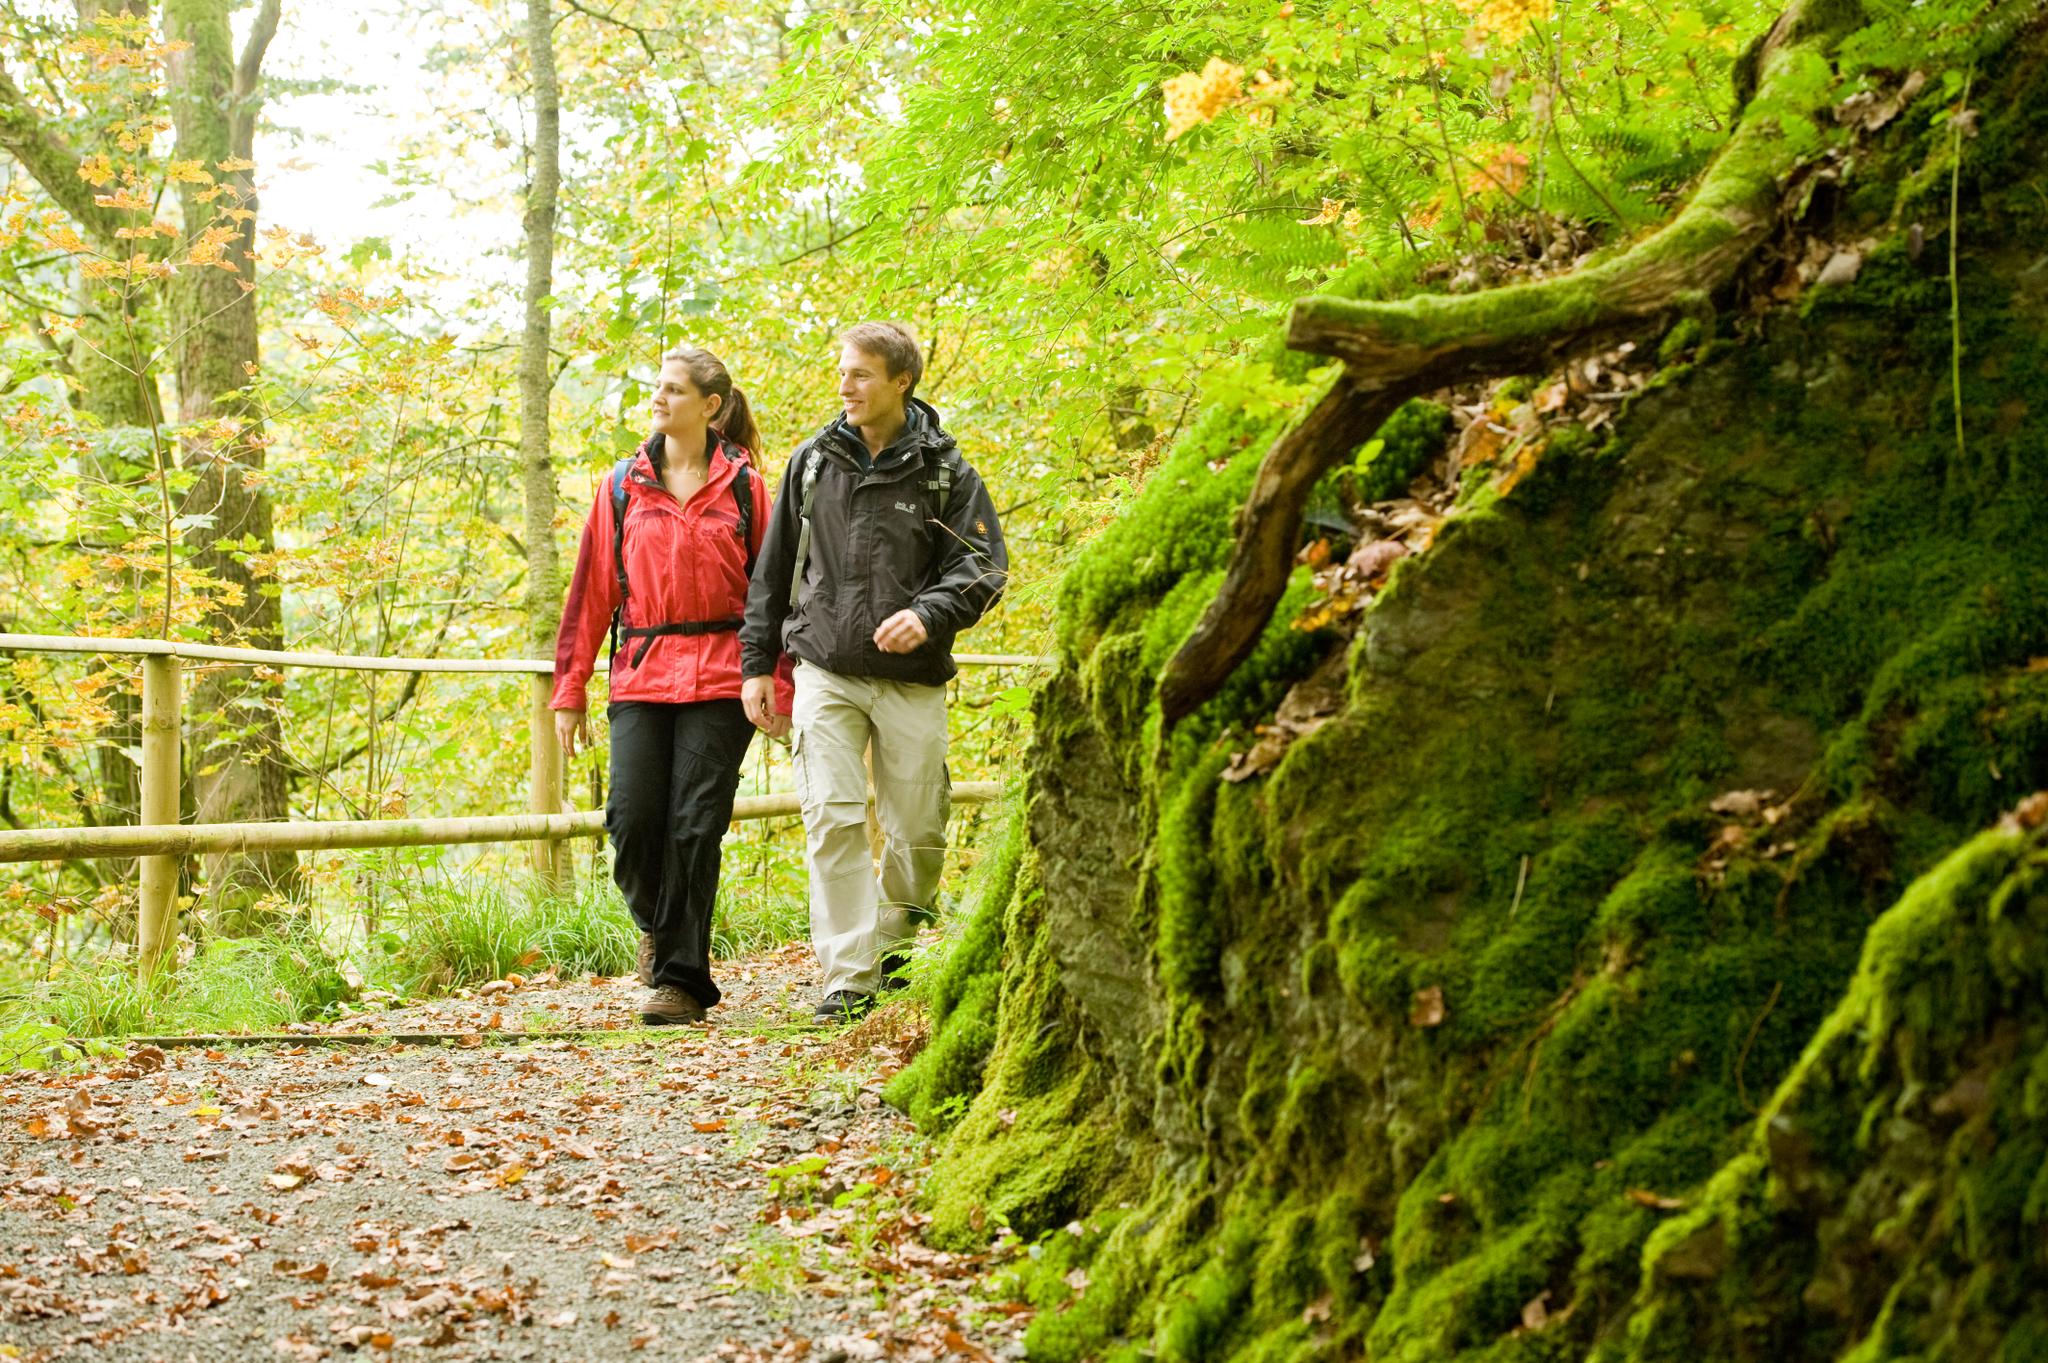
top-left (741, 676), bottom-right (788, 738)
top-left (554, 706), bottom-right (591, 759)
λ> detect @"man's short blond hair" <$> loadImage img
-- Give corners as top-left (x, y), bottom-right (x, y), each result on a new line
top-left (839, 321), bottom-right (924, 394)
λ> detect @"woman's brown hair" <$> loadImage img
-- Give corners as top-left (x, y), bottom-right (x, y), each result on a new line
top-left (659, 345), bottom-right (762, 458)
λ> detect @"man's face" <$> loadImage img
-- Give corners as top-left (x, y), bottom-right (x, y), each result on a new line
top-left (837, 343), bottom-right (910, 428)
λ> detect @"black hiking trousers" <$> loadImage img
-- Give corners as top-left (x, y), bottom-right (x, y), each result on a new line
top-left (606, 699), bottom-right (756, 1007)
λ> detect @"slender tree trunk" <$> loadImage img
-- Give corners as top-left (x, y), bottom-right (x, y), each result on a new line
top-left (161, 0), bottom-right (293, 932)
top-left (521, 0), bottom-right (562, 659)
top-left (74, 271), bottom-right (161, 911)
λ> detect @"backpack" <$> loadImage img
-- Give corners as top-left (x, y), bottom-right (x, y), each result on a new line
top-left (785, 441), bottom-right (954, 608)
top-left (607, 451), bottom-right (755, 669)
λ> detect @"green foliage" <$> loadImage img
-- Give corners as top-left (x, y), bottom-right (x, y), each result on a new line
top-left (0, 923), bottom-right (351, 1042)
top-left (364, 875), bottom-right (636, 995)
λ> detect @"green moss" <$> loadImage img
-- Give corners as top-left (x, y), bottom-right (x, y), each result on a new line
top-left (885, 798), bottom-right (1028, 1129)
top-left (1343, 399), bottom-right (1455, 504)
top-left (1657, 316), bottom-right (1704, 366)
top-left (903, 16), bottom-right (2048, 1362)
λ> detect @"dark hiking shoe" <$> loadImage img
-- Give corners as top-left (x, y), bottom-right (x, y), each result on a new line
top-left (811, 990), bottom-right (874, 1026)
top-left (635, 932), bottom-right (656, 987)
top-left (640, 985), bottom-right (705, 1027)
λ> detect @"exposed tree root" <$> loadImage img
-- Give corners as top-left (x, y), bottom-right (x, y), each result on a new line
top-left (1159, 0), bottom-right (1852, 725)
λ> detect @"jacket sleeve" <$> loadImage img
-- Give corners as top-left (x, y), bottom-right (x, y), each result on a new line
top-left (550, 479), bottom-right (621, 711)
top-left (740, 446), bottom-right (806, 679)
top-left (910, 457), bottom-right (1009, 638)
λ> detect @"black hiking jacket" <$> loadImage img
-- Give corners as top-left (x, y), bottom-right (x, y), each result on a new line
top-left (740, 398), bottom-right (1008, 686)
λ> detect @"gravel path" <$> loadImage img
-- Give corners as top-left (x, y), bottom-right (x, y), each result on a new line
top-left (0, 949), bottom-right (1027, 1362)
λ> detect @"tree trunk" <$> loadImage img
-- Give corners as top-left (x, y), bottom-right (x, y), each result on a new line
top-left (161, 0), bottom-right (292, 932)
top-left (75, 270), bottom-right (161, 909)
top-left (520, 0), bottom-right (561, 661)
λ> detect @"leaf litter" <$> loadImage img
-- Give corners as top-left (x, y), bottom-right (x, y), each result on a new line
top-left (0, 941), bottom-right (1032, 1361)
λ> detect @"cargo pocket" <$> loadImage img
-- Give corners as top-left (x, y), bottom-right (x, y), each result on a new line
top-left (791, 727), bottom-right (814, 815)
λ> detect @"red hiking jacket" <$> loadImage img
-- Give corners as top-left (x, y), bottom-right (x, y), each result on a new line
top-left (551, 435), bottom-right (791, 714)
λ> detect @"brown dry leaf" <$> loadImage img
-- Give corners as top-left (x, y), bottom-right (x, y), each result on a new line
top-left (127, 1043), bottom-right (168, 1073)
top-left (64, 1088), bottom-right (102, 1138)
top-left (2006, 791), bottom-right (2048, 832)
top-left (690, 1119), bottom-right (727, 1133)
top-left (1625, 1188), bottom-right (1686, 1211)
top-left (1703, 785), bottom-right (1769, 818)
top-left (1409, 986), bottom-right (1447, 1028)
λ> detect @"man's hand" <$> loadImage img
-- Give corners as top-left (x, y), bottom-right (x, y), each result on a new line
top-left (742, 675), bottom-right (787, 738)
top-left (874, 608), bottom-right (928, 655)
top-left (554, 707), bottom-right (591, 759)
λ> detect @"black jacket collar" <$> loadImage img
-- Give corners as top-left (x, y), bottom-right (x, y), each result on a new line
top-left (815, 397), bottom-right (953, 473)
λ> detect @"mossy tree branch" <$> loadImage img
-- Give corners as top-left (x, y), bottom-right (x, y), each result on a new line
top-left (1158, 0), bottom-right (1854, 726)
top-left (0, 65), bottom-right (126, 243)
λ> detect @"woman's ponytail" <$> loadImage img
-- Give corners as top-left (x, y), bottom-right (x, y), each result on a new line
top-left (661, 345), bottom-right (764, 458)
top-left (713, 384), bottom-right (762, 457)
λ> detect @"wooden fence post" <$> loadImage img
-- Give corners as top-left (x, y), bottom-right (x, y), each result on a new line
top-left (137, 653), bottom-right (180, 977)
top-left (529, 672), bottom-right (565, 888)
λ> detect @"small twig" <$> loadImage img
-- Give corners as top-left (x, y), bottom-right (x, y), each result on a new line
top-left (1948, 68), bottom-right (1973, 471)
top-left (1734, 979), bottom-right (1783, 1112)
top-left (1509, 854), bottom-right (1532, 918)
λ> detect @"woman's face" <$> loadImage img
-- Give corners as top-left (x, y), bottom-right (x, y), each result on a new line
top-left (650, 360), bottom-right (721, 437)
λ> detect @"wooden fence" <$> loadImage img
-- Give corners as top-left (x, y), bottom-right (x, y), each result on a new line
top-left (0, 634), bottom-right (1044, 976)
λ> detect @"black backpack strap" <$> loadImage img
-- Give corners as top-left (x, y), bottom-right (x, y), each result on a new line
top-left (606, 455), bottom-right (636, 668)
top-left (787, 442), bottom-right (824, 609)
top-left (730, 462), bottom-right (756, 576)
top-left (925, 449), bottom-right (954, 522)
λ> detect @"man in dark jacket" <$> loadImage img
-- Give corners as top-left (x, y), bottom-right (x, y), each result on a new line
top-left (740, 322), bottom-right (1008, 1023)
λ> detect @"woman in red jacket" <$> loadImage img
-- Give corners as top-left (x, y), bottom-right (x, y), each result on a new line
top-left (550, 345), bottom-right (787, 1025)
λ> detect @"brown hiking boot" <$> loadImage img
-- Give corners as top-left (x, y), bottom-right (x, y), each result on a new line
top-left (636, 932), bottom-right (655, 986)
top-left (639, 984), bottom-right (705, 1027)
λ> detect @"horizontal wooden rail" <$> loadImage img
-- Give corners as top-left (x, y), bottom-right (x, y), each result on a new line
top-left (1, 630), bottom-right (1045, 979)
top-left (0, 633), bottom-right (1053, 674)
top-left (0, 781), bottom-right (1001, 863)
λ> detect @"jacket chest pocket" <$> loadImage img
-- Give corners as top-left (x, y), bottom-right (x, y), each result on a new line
top-left (861, 486), bottom-right (932, 607)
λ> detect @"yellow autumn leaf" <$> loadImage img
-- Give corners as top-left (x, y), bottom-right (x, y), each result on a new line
top-left (1162, 57), bottom-right (1245, 140)
top-left (1297, 197), bottom-right (1345, 226)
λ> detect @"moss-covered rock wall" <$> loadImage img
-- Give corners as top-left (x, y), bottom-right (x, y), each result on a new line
top-left (890, 13), bottom-right (2048, 1361)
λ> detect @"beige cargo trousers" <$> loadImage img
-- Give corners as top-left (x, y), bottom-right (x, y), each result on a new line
top-left (790, 660), bottom-right (949, 995)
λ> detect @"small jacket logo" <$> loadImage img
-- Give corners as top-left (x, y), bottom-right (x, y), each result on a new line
top-left (975, 520), bottom-right (987, 534)
top-left (895, 501), bottom-right (919, 514)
